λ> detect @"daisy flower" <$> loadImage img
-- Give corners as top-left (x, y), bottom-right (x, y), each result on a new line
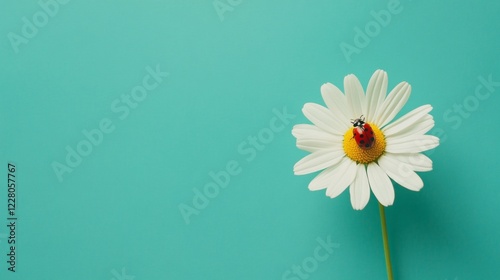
top-left (293, 70), bottom-right (439, 210)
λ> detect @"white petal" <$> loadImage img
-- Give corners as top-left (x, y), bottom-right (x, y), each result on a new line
top-left (405, 117), bottom-right (434, 137)
top-left (321, 83), bottom-right (350, 128)
top-left (296, 138), bottom-right (341, 153)
top-left (325, 158), bottom-right (357, 198)
top-left (386, 116), bottom-right (434, 140)
top-left (349, 164), bottom-right (370, 210)
top-left (375, 82), bottom-right (411, 127)
top-left (378, 155), bottom-right (424, 191)
top-left (365, 70), bottom-right (388, 123)
top-left (344, 74), bottom-right (366, 119)
top-left (384, 153), bottom-right (433, 172)
top-left (292, 124), bottom-right (342, 152)
top-left (386, 135), bottom-right (439, 154)
top-left (292, 124), bottom-right (337, 140)
top-left (383, 105), bottom-right (432, 137)
top-left (308, 160), bottom-right (343, 191)
top-left (367, 163), bottom-right (395, 206)
top-left (302, 103), bottom-right (344, 136)
top-left (294, 149), bottom-right (345, 175)
top-left (309, 157), bottom-right (351, 191)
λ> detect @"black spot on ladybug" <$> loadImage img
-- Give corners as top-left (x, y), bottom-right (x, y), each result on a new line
top-left (365, 144), bottom-right (370, 148)
top-left (360, 134), bottom-right (364, 138)
top-left (370, 137), bottom-right (374, 141)
top-left (360, 140), bottom-right (365, 144)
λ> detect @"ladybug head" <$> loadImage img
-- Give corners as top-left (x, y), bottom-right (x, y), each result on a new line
top-left (351, 115), bottom-right (365, 128)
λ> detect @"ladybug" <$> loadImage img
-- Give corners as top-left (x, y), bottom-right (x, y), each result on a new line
top-left (351, 115), bottom-right (375, 149)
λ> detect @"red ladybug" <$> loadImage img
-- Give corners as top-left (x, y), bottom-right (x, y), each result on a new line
top-left (351, 115), bottom-right (375, 149)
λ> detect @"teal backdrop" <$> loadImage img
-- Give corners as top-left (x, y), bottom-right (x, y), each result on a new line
top-left (1, 0), bottom-right (499, 279)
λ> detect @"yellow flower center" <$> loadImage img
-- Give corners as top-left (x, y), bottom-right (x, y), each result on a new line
top-left (343, 123), bottom-right (386, 164)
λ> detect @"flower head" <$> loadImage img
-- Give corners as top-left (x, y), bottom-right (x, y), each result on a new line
top-left (293, 70), bottom-right (439, 210)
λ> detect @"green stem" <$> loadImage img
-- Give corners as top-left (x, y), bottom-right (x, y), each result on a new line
top-left (379, 203), bottom-right (394, 280)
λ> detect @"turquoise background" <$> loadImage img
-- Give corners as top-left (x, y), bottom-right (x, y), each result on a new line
top-left (1, 0), bottom-right (499, 279)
